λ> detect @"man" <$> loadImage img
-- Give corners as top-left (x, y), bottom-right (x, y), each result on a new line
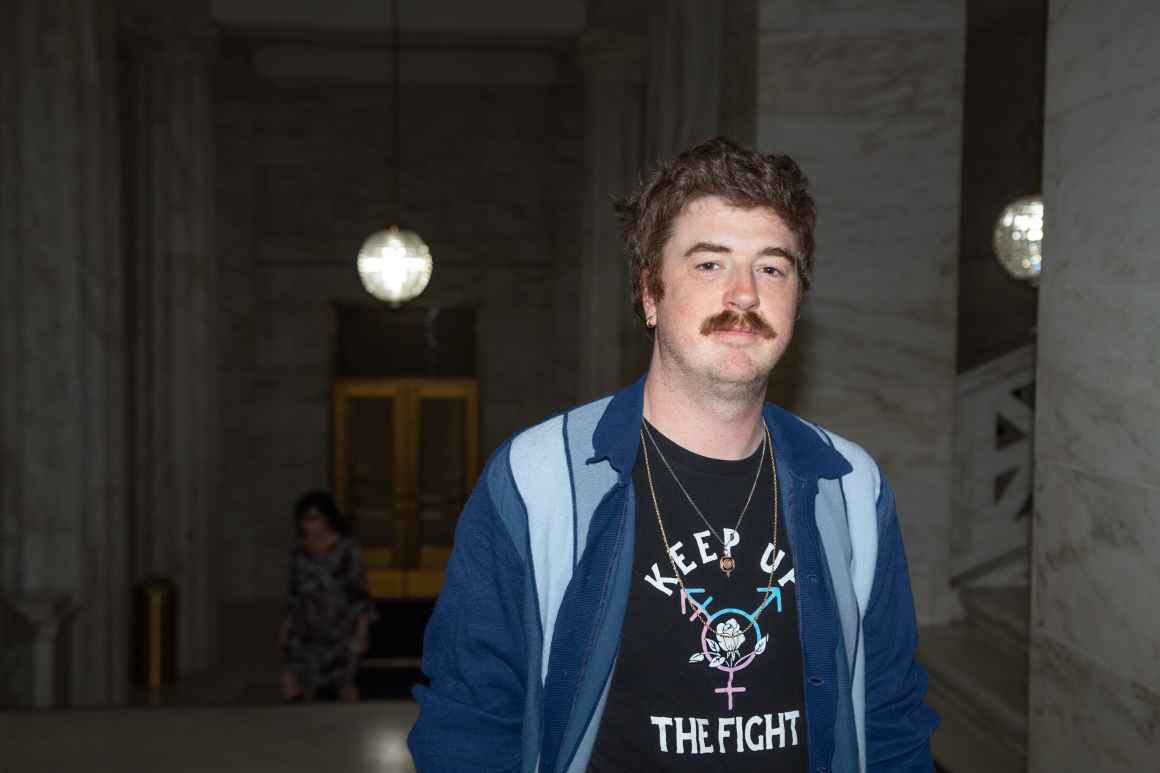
top-left (408, 137), bottom-right (938, 772)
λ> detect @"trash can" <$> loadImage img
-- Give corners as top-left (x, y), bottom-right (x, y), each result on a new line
top-left (133, 577), bottom-right (177, 691)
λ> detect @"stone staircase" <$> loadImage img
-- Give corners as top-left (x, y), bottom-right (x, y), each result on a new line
top-left (919, 586), bottom-right (1029, 773)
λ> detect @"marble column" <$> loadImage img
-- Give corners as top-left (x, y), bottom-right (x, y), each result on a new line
top-left (119, 11), bottom-right (219, 675)
top-left (756, 1), bottom-right (965, 625)
top-left (644, 1), bottom-right (760, 156)
top-left (577, 30), bottom-right (649, 401)
top-left (1028, 3), bottom-right (1160, 768)
top-left (0, 0), bottom-right (130, 705)
top-left (644, 0), bottom-right (722, 166)
top-left (719, 0), bottom-right (759, 147)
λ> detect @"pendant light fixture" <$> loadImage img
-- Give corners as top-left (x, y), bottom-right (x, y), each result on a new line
top-left (993, 195), bottom-right (1044, 285)
top-left (356, 0), bottom-right (433, 306)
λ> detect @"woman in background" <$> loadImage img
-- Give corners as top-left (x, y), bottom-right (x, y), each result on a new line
top-left (279, 490), bottom-right (373, 702)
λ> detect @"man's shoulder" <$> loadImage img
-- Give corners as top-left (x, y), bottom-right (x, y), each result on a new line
top-left (476, 394), bottom-right (619, 502)
top-left (805, 419), bottom-right (878, 473)
top-left (509, 393), bottom-right (616, 459)
top-left (767, 402), bottom-right (882, 494)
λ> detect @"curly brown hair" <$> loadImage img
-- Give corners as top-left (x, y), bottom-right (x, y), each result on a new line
top-left (616, 136), bottom-right (817, 326)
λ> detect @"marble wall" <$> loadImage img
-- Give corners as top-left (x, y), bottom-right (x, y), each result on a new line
top-left (756, 0), bottom-right (965, 625)
top-left (215, 48), bottom-right (584, 602)
top-left (1029, 2), bottom-right (1160, 767)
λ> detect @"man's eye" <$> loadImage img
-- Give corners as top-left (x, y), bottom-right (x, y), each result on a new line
top-left (759, 265), bottom-right (785, 276)
top-left (695, 262), bottom-right (721, 271)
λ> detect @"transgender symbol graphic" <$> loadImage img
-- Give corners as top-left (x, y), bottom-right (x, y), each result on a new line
top-left (682, 585), bottom-right (783, 710)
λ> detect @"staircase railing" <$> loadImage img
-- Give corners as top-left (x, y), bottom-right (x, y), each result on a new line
top-left (950, 345), bottom-right (1035, 589)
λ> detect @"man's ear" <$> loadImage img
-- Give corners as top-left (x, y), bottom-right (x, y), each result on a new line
top-left (642, 283), bottom-right (658, 327)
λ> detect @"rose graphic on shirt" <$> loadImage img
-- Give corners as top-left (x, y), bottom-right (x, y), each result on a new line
top-left (714, 619), bottom-right (745, 664)
top-left (688, 617), bottom-right (768, 669)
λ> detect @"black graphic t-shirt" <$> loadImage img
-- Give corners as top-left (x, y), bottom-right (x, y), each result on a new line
top-left (588, 421), bottom-right (809, 772)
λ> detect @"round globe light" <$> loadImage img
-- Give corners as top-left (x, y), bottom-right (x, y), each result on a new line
top-left (993, 195), bottom-right (1044, 283)
top-left (356, 225), bottom-right (433, 304)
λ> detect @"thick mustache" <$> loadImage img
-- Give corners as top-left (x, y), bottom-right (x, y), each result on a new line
top-left (699, 309), bottom-right (777, 339)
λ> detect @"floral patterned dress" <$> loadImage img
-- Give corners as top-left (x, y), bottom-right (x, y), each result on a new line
top-left (284, 535), bottom-right (373, 693)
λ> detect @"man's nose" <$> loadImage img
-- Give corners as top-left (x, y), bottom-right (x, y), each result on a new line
top-left (725, 269), bottom-right (759, 310)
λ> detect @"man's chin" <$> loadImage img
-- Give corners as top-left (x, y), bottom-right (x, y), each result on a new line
top-left (708, 356), bottom-right (775, 390)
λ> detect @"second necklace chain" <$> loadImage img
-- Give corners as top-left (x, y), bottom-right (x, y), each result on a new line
top-left (640, 420), bottom-right (767, 574)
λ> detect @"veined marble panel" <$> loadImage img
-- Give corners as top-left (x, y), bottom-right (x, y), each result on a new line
top-left (797, 298), bottom-right (955, 378)
top-left (1044, 1), bottom-right (1160, 119)
top-left (785, 371), bottom-right (955, 621)
top-left (756, 2), bottom-right (962, 624)
top-left (757, 113), bottom-right (961, 351)
top-left (1036, 282), bottom-right (1160, 486)
top-left (756, 113), bottom-right (962, 217)
top-left (759, 31), bottom-right (962, 120)
top-left (1032, 2), bottom-right (1160, 768)
top-left (1041, 82), bottom-right (1160, 285)
top-left (1032, 463), bottom-right (1160, 690)
top-left (1029, 633), bottom-right (1159, 772)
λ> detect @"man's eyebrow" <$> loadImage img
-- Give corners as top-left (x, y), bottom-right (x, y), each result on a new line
top-left (682, 241), bottom-right (731, 256)
top-left (760, 246), bottom-right (799, 264)
top-left (682, 241), bottom-right (800, 264)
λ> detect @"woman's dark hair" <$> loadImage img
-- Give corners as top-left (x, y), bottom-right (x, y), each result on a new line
top-left (293, 490), bottom-right (350, 537)
top-left (617, 136), bottom-right (817, 326)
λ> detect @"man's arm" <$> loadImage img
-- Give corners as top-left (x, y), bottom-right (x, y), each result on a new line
top-left (408, 451), bottom-right (528, 773)
top-left (863, 475), bottom-right (940, 772)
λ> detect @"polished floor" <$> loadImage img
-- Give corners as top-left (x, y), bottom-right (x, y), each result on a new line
top-left (1, 599), bottom-right (425, 772)
top-left (0, 701), bottom-right (419, 773)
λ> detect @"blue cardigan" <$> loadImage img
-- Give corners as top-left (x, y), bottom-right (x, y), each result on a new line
top-left (408, 379), bottom-right (938, 772)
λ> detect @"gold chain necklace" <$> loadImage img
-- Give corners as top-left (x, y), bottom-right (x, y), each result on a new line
top-left (639, 422), bottom-right (780, 636)
top-left (641, 421), bottom-right (765, 573)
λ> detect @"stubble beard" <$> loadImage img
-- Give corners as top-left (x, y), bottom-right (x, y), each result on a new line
top-left (654, 321), bottom-right (779, 407)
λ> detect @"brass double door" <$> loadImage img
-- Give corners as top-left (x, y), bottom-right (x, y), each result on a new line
top-left (332, 378), bottom-right (479, 599)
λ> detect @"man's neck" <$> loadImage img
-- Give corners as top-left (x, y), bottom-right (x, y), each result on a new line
top-left (642, 365), bottom-right (767, 461)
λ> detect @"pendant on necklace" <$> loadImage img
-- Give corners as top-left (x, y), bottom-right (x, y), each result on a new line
top-left (719, 546), bottom-right (735, 578)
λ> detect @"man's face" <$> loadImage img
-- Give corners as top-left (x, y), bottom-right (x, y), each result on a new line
top-left (643, 195), bottom-right (800, 395)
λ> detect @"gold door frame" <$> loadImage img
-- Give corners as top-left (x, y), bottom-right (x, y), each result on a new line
top-left (332, 378), bottom-right (479, 599)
